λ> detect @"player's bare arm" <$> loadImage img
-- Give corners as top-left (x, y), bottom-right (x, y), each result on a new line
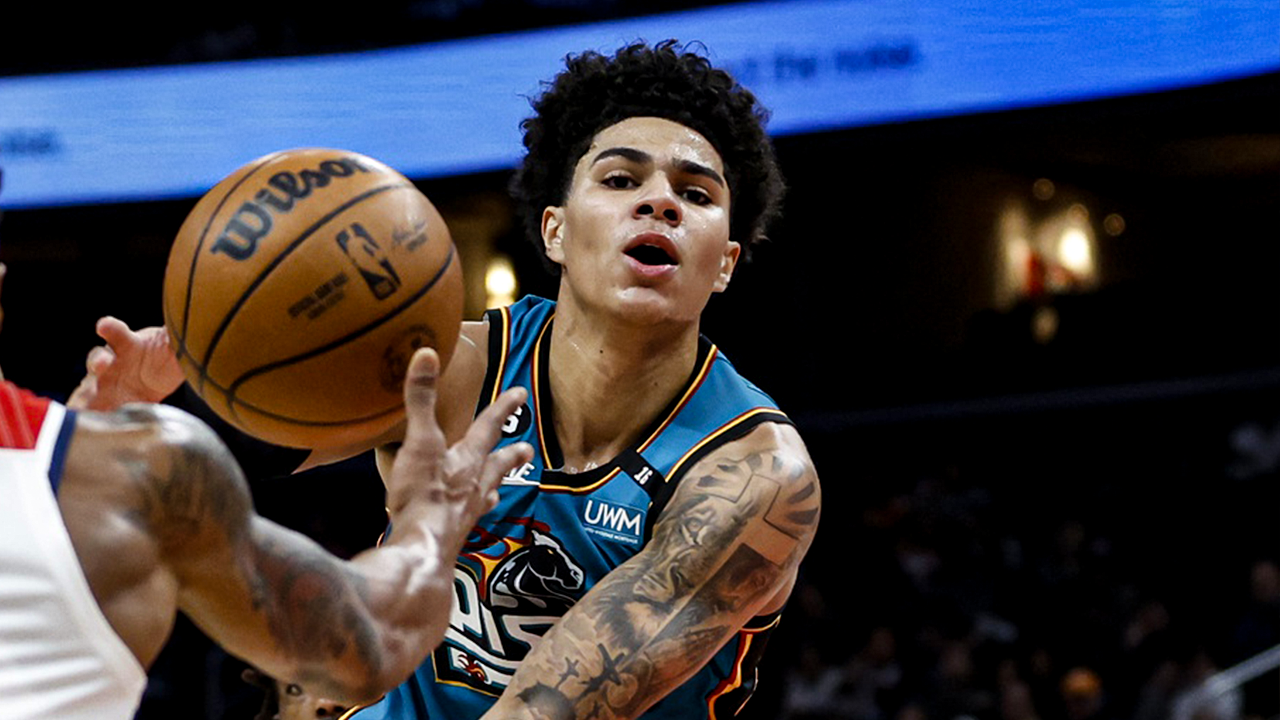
top-left (65, 349), bottom-right (531, 705)
top-left (481, 422), bottom-right (821, 720)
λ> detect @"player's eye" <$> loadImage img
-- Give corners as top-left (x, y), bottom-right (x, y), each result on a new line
top-left (602, 174), bottom-right (637, 189)
top-left (682, 187), bottom-right (712, 205)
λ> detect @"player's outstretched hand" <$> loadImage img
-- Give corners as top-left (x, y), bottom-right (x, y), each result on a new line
top-left (386, 347), bottom-right (531, 546)
top-left (67, 317), bottom-right (185, 411)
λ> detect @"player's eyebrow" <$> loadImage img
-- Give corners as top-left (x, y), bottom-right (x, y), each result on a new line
top-left (591, 147), bottom-right (725, 188)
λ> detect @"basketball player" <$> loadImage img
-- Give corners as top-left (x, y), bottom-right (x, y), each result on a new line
top-left (75, 40), bottom-right (822, 719)
top-left (1, 269), bottom-right (534, 717)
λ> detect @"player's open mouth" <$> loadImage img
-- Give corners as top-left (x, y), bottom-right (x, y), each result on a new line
top-left (626, 244), bottom-right (677, 266)
top-left (625, 233), bottom-right (679, 267)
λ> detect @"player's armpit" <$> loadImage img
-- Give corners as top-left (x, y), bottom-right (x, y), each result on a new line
top-left (482, 422), bottom-right (821, 720)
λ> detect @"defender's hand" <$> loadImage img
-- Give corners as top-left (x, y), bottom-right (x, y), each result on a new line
top-left (387, 347), bottom-right (530, 537)
top-left (68, 317), bottom-right (185, 410)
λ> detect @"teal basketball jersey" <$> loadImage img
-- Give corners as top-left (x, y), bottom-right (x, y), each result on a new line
top-left (352, 296), bottom-right (790, 719)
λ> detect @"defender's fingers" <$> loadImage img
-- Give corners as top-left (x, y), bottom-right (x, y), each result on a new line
top-left (464, 387), bottom-right (528, 452)
top-left (479, 442), bottom-right (533, 495)
top-left (139, 325), bottom-right (174, 351)
top-left (96, 316), bottom-right (136, 351)
top-left (401, 348), bottom-right (442, 433)
top-left (86, 345), bottom-right (116, 375)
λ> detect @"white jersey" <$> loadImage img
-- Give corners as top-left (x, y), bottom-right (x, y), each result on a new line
top-left (0, 382), bottom-right (147, 719)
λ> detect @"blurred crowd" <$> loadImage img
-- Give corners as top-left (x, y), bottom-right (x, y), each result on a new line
top-left (769, 463), bottom-right (1280, 720)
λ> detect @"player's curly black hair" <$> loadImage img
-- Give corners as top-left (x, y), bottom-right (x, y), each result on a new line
top-left (510, 39), bottom-right (785, 274)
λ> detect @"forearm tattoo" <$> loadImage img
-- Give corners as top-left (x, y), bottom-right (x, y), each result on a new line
top-left (507, 447), bottom-right (820, 719)
top-left (246, 529), bottom-right (384, 691)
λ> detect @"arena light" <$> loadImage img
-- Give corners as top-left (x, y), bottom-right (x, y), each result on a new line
top-left (1058, 227), bottom-right (1093, 277)
top-left (485, 255), bottom-right (517, 309)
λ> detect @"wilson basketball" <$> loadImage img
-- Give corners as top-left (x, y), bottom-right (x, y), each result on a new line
top-left (162, 148), bottom-right (463, 449)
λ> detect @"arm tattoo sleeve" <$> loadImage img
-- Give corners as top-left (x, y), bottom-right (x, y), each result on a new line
top-left (502, 446), bottom-right (821, 719)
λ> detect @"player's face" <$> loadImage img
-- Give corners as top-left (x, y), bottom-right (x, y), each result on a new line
top-left (542, 116), bottom-right (739, 326)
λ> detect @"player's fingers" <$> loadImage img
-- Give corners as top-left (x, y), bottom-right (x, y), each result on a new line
top-left (86, 345), bottom-right (116, 375)
top-left (66, 374), bottom-right (99, 411)
top-left (462, 387), bottom-right (527, 454)
top-left (479, 442), bottom-right (533, 496)
top-left (401, 348), bottom-right (442, 443)
top-left (95, 316), bottom-right (137, 351)
top-left (138, 326), bottom-right (172, 349)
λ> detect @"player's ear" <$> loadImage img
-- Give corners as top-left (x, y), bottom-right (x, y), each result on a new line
top-left (542, 207), bottom-right (566, 264)
top-left (713, 241), bottom-right (740, 293)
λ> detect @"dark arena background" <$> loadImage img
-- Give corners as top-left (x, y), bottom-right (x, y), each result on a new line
top-left (1, 3), bottom-right (1278, 719)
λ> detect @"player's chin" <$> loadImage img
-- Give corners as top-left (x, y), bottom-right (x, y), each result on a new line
top-left (612, 287), bottom-right (703, 326)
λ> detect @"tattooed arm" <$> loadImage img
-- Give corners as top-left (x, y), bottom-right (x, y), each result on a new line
top-left (481, 422), bottom-right (821, 720)
top-left (63, 349), bottom-right (531, 705)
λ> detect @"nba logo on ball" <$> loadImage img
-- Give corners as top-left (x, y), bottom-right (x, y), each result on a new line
top-left (336, 222), bottom-right (403, 300)
top-left (163, 148), bottom-right (463, 449)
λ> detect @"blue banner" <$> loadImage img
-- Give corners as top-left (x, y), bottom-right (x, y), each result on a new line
top-left (1, 0), bottom-right (1276, 208)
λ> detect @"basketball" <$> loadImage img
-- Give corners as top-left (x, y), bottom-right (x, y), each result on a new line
top-left (162, 147), bottom-right (463, 449)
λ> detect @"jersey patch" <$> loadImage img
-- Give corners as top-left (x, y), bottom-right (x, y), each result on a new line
top-left (580, 496), bottom-right (646, 547)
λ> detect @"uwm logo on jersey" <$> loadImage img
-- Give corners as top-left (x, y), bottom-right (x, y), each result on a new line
top-left (581, 498), bottom-right (645, 547)
top-left (437, 519), bottom-right (586, 694)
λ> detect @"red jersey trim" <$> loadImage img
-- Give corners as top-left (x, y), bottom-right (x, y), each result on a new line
top-left (0, 380), bottom-right (51, 450)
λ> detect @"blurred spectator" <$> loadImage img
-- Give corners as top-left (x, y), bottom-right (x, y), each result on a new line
top-left (1168, 647), bottom-right (1243, 720)
top-left (1059, 667), bottom-right (1108, 720)
top-left (919, 639), bottom-right (994, 720)
top-left (1228, 559), bottom-right (1280, 719)
top-left (842, 626), bottom-right (907, 720)
top-left (780, 644), bottom-right (851, 720)
top-left (998, 680), bottom-right (1043, 720)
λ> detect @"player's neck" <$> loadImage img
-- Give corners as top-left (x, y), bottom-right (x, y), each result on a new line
top-left (547, 301), bottom-right (699, 473)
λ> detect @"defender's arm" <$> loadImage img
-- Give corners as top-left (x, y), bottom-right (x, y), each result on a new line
top-left (117, 350), bottom-right (528, 704)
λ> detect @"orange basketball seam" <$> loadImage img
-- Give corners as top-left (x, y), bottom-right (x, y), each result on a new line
top-left (223, 243), bottom-right (457, 423)
top-left (184, 363), bottom-right (410, 427)
top-left (196, 181), bottom-right (413, 384)
top-left (172, 151), bottom-right (284, 368)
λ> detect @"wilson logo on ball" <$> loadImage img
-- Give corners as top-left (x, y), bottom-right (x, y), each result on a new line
top-left (210, 156), bottom-right (375, 261)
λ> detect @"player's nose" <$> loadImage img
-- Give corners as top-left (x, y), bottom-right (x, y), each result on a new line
top-left (633, 179), bottom-right (681, 226)
top-left (314, 701), bottom-right (350, 718)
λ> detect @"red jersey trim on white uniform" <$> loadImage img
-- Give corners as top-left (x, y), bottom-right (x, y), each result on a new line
top-left (0, 380), bottom-right (50, 449)
top-left (0, 381), bottom-right (148, 719)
